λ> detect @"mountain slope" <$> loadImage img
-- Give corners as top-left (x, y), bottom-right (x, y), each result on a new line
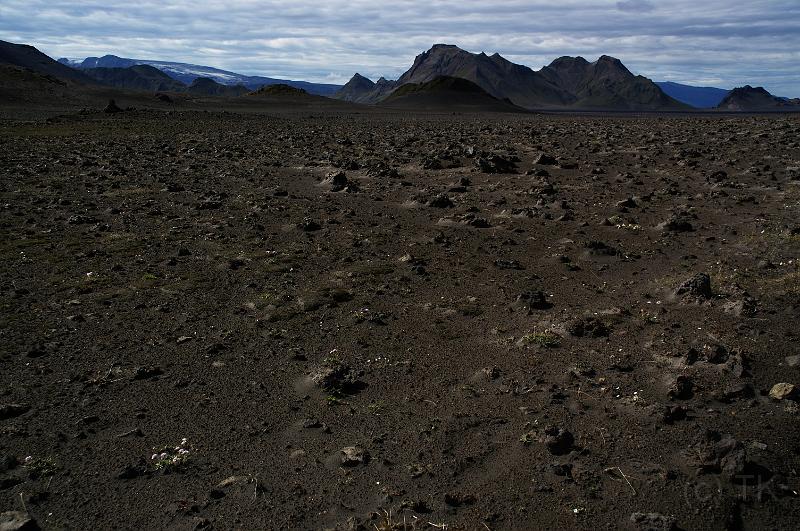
top-left (0, 40), bottom-right (96, 84)
top-left (336, 44), bottom-right (686, 110)
top-left (717, 86), bottom-right (800, 111)
top-left (186, 77), bottom-right (249, 96)
top-left (656, 82), bottom-right (730, 108)
top-left (83, 65), bottom-right (187, 92)
top-left (380, 75), bottom-right (524, 112)
top-left (394, 44), bottom-right (570, 108)
top-left (334, 73), bottom-right (377, 103)
top-left (541, 55), bottom-right (687, 110)
top-left (61, 54), bottom-right (341, 96)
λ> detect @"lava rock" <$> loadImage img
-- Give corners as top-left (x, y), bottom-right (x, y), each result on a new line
top-left (103, 99), bottom-right (123, 113)
top-left (542, 426), bottom-right (574, 455)
top-left (0, 404), bottom-right (29, 420)
top-left (628, 512), bottom-right (677, 531)
top-left (340, 446), bottom-right (369, 467)
top-left (567, 317), bottom-right (610, 338)
top-left (512, 291), bottom-right (552, 312)
top-left (667, 375), bottom-right (694, 400)
top-left (534, 153), bottom-right (558, 165)
top-left (0, 511), bottom-right (38, 531)
top-left (769, 382), bottom-right (798, 401)
top-left (674, 273), bottom-right (712, 300)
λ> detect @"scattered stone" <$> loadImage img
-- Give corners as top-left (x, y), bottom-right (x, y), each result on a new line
top-left (309, 360), bottom-right (363, 393)
top-left (298, 218), bottom-right (321, 232)
top-left (716, 382), bottom-right (754, 402)
top-left (567, 317), bottom-right (609, 338)
top-left (0, 404), bottom-right (29, 420)
top-left (660, 211), bottom-right (695, 232)
top-left (662, 405), bottom-right (688, 424)
top-left (0, 511), bottom-right (37, 531)
top-left (512, 291), bottom-right (552, 312)
top-left (769, 383), bottom-right (797, 401)
top-left (475, 154), bottom-right (517, 174)
top-left (494, 259), bottom-right (524, 270)
top-left (667, 375), bottom-right (693, 400)
top-left (320, 171), bottom-right (352, 192)
top-left (628, 512), bottom-right (677, 531)
top-left (103, 99), bottom-right (123, 113)
top-left (444, 492), bottom-right (477, 506)
top-left (132, 366), bottom-right (163, 380)
top-left (542, 426), bottom-right (574, 455)
top-left (674, 273), bottom-right (712, 300)
top-left (116, 462), bottom-right (147, 480)
top-left (481, 367), bottom-right (501, 380)
top-left (340, 446), bottom-right (369, 467)
top-left (301, 418), bottom-right (321, 429)
top-left (534, 153), bottom-right (558, 165)
top-left (689, 431), bottom-right (747, 480)
top-left (427, 194), bottom-right (454, 208)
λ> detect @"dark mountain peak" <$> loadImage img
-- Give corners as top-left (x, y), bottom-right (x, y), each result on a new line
top-left (376, 77), bottom-right (393, 85)
top-left (344, 73), bottom-right (374, 87)
top-left (730, 85), bottom-right (770, 96)
top-left (592, 55), bottom-right (632, 77)
top-left (0, 39), bottom-right (97, 85)
top-left (717, 85), bottom-right (797, 110)
top-left (429, 43), bottom-right (460, 51)
top-left (548, 56), bottom-right (590, 69)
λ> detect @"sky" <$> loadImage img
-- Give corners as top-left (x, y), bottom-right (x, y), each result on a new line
top-left (1, 0), bottom-right (798, 96)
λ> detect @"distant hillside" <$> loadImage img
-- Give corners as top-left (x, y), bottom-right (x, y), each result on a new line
top-left (187, 77), bottom-right (249, 96)
top-left (541, 55), bottom-right (687, 110)
top-left (380, 75), bottom-right (524, 112)
top-left (249, 84), bottom-right (307, 96)
top-left (337, 44), bottom-right (686, 110)
top-left (656, 82), bottom-right (730, 108)
top-left (60, 54), bottom-right (342, 96)
top-left (717, 85), bottom-right (800, 111)
top-left (0, 40), bottom-right (96, 85)
top-left (83, 64), bottom-right (187, 92)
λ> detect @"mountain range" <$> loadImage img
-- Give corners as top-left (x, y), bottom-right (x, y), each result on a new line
top-left (335, 44), bottom-right (687, 111)
top-left (57, 54), bottom-right (341, 96)
top-left (2, 39), bottom-right (798, 112)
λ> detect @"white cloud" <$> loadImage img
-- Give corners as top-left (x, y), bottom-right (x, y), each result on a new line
top-left (0, 0), bottom-right (798, 95)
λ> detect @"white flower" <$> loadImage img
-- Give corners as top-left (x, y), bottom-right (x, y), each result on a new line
top-left (151, 454), bottom-right (158, 460)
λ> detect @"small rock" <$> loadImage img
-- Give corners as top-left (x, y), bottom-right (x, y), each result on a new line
top-left (667, 375), bottom-right (693, 400)
top-left (629, 512), bottom-right (676, 531)
top-left (0, 511), bottom-right (38, 531)
top-left (534, 153), bottom-right (558, 165)
top-left (513, 291), bottom-right (552, 312)
top-left (0, 404), bottom-right (29, 420)
top-left (427, 194), bottom-right (454, 208)
top-left (769, 382), bottom-right (798, 401)
top-left (674, 273), bottom-right (712, 300)
top-left (103, 99), bottom-right (123, 113)
top-left (567, 317), bottom-right (609, 338)
top-left (444, 492), bottom-right (477, 506)
top-left (542, 426), bottom-right (574, 455)
top-left (340, 446), bottom-right (369, 467)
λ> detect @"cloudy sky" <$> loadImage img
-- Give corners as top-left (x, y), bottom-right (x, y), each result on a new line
top-left (1, 0), bottom-right (798, 96)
